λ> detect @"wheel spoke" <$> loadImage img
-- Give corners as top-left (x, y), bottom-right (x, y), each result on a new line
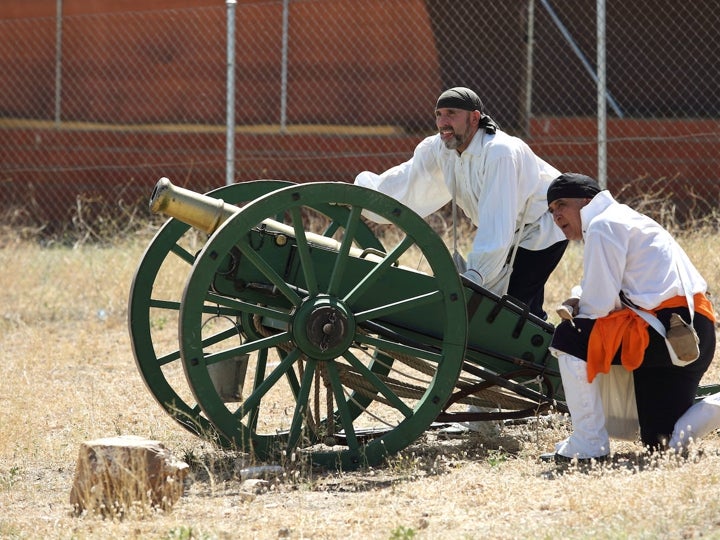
top-left (234, 236), bottom-right (303, 307)
top-left (354, 290), bottom-right (443, 323)
top-left (289, 207), bottom-right (319, 296)
top-left (157, 349), bottom-right (181, 366)
top-left (327, 205), bottom-right (362, 296)
top-left (199, 305), bottom-right (244, 317)
top-left (170, 242), bottom-right (196, 265)
top-left (286, 358), bottom-right (317, 453)
top-left (235, 347), bottom-right (301, 418)
top-left (323, 221), bottom-right (341, 238)
top-left (149, 298), bottom-right (181, 311)
top-left (354, 333), bottom-right (444, 364)
top-left (343, 235), bottom-right (415, 306)
top-left (246, 347), bottom-right (269, 432)
top-left (205, 332), bottom-right (291, 366)
top-left (284, 356), bottom-right (302, 397)
top-left (199, 326), bottom-right (241, 350)
top-left (325, 362), bottom-right (360, 451)
top-left (343, 350), bottom-right (414, 418)
top-left (204, 291), bottom-right (291, 322)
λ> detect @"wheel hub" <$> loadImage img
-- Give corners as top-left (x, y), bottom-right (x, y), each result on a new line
top-left (291, 296), bottom-right (356, 360)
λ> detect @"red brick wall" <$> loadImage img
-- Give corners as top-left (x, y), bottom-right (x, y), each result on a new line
top-left (0, 0), bottom-right (440, 126)
top-left (0, 0), bottom-right (220, 18)
top-left (4, 119), bottom-right (718, 229)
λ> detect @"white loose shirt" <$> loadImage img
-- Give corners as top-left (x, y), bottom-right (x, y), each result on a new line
top-left (576, 190), bottom-right (707, 319)
top-left (354, 130), bottom-right (565, 284)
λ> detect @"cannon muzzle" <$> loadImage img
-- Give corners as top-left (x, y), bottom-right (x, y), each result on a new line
top-left (150, 177), bottom-right (238, 234)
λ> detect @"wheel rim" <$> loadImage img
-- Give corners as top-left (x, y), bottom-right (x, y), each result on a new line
top-left (179, 183), bottom-right (467, 468)
top-left (128, 180), bottom-right (384, 442)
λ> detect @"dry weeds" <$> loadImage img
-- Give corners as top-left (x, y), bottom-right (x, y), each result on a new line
top-left (2, 215), bottom-right (720, 540)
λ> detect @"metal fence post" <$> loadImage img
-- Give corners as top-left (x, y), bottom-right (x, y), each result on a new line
top-left (597, 0), bottom-right (607, 189)
top-left (54, 0), bottom-right (63, 125)
top-left (280, 0), bottom-right (290, 133)
top-left (226, 0), bottom-right (237, 186)
top-left (521, 0), bottom-right (536, 138)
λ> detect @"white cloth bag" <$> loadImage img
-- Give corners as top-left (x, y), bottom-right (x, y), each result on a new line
top-left (597, 366), bottom-right (640, 440)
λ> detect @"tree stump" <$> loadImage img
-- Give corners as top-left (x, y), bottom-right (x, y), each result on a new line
top-left (69, 435), bottom-right (189, 516)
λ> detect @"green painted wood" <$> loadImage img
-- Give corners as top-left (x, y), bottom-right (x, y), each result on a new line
top-left (178, 183), bottom-right (467, 469)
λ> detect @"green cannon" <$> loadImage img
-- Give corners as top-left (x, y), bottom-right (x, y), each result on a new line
top-left (128, 178), bottom-right (716, 469)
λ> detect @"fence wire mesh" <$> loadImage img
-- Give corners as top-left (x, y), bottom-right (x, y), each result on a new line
top-left (1, 0), bottom-right (719, 236)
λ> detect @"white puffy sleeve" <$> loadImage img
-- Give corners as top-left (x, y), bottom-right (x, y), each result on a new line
top-left (354, 136), bottom-right (451, 224)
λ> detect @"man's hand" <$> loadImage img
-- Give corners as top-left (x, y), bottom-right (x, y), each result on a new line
top-left (556, 297), bottom-right (579, 321)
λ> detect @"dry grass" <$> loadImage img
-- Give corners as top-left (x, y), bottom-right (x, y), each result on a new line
top-left (2, 214), bottom-right (720, 540)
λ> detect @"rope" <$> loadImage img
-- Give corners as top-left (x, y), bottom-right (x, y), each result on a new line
top-left (251, 314), bottom-right (540, 414)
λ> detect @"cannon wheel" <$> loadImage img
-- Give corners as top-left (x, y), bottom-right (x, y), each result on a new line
top-left (128, 180), bottom-right (384, 443)
top-left (179, 183), bottom-right (468, 469)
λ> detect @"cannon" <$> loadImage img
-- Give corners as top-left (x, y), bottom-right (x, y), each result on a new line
top-left (129, 178), bottom-right (717, 469)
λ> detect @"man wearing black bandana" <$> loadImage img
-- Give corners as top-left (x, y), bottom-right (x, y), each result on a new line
top-left (355, 87), bottom-right (567, 319)
top-left (543, 172), bottom-right (716, 464)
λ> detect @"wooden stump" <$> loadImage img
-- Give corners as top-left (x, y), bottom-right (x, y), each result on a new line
top-left (69, 435), bottom-right (189, 516)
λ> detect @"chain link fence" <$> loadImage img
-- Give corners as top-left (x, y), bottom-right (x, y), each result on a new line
top-left (1, 0), bottom-right (719, 237)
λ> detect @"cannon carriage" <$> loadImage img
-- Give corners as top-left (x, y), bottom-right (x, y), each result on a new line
top-left (128, 178), bottom-right (718, 469)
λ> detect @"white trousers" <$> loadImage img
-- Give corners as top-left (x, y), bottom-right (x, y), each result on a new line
top-left (554, 352), bottom-right (610, 459)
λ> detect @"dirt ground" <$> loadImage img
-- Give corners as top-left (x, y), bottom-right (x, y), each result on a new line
top-left (3, 233), bottom-right (720, 539)
top-left (3, 309), bottom-right (720, 539)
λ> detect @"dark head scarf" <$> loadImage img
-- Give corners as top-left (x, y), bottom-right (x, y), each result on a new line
top-left (547, 173), bottom-right (602, 204)
top-left (435, 87), bottom-right (498, 134)
top-left (436, 87), bottom-right (484, 112)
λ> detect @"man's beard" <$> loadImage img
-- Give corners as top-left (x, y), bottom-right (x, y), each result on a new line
top-left (442, 132), bottom-right (463, 150)
top-left (440, 117), bottom-right (472, 150)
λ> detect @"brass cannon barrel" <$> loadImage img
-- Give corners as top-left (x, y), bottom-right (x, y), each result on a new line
top-left (150, 177), bottom-right (235, 235)
top-left (149, 177), bottom-right (370, 257)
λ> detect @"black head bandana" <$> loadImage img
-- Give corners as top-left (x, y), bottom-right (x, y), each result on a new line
top-left (436, 87), bottom-right (484, 112)
top-left (478, 115), bottom-right (498, 135)
top-left (435, 87), bottom-right (498, 134)
top-left (547, 173), bottom-right (602, 204)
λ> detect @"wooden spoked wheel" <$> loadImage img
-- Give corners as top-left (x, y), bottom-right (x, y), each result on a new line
top-left (178, 183), bottom-right (468, 468)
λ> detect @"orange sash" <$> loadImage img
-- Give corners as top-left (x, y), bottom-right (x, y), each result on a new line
top-left (586, 293), bottom-right (714, 382)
